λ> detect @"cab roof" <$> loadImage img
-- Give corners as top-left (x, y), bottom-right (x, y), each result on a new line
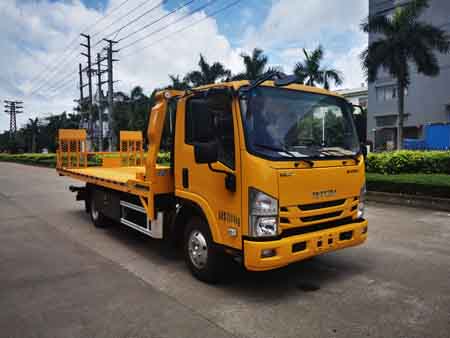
top-left (158, 80), bottom-right (344, 99)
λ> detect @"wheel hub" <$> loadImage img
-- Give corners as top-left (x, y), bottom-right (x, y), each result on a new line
top-left (188, 230), bottom-right (208, 269)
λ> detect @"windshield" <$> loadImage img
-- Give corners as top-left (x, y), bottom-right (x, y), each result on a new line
top-left (240, 87), bottom-right (360, 160)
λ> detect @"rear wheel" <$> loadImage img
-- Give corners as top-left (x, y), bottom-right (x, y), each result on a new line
top-left (90, 195), bottom-right (108, 228)
top-left (184, 217), bottom-right (222, 283)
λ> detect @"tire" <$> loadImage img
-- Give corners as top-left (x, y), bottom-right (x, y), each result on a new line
top-left (89, 195), bottom-right (108, 228)
top-left (84, 199), bottom-right (91, 213)
top-left (184, 216), bottom-right (222, 283)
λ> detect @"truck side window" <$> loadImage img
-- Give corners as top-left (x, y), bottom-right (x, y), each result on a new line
top-left (185, 95), bottom-right (235, 169)
top-left (160, 99), bottom-right (177, 166)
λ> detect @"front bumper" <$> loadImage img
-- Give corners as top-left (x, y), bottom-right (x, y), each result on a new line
top-left (244, 219), bottom-right (368, 271)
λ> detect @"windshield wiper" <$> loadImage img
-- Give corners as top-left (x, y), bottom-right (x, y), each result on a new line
top-left (319, 148), bottom-right (361, 163)
top-left (254, 143), bottom-right (314, 167)
top-left (254, 143), bottom-right (296, 156)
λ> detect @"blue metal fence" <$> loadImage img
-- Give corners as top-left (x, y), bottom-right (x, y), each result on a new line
top-left (404, 124), bottom-right (450, 150)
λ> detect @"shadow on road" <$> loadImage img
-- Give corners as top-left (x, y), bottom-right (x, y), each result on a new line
top-left (72, 209), bottom-right (369, 301)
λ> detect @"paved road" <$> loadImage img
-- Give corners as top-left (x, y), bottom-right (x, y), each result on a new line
top-left (1, 162), bottom-right (449, 338)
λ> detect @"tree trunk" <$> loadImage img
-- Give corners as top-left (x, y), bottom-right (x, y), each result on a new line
top-left (397, 81), bottom-right (405, 150)
top-left (32, 134), bottom-right (37, 153)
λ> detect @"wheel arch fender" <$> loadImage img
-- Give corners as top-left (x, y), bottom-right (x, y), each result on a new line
top-left (170, 197), bottom-right (221, 246)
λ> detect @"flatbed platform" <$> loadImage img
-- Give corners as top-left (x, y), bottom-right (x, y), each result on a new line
top-left (67, 166), bottom-right (146, 184)
top-left (58, 164), bottom-right (173, 196)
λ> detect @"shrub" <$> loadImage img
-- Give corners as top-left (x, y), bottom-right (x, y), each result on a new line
top-left (366, 151), bottom-right (450, 175)
top-left (367, 173), bottom-right (450, 198)
top-left (0, 152), bottom-right (171, 167)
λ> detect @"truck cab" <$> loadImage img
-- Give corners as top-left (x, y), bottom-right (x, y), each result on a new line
top-left (159, 80), bottom-right (367, 281)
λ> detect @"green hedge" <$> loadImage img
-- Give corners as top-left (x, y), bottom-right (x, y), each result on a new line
top-left (0, 153), bottom-right (57, 167)
top-left (0, 152), bottom-right (171, 167)
top-left (366, 151), bottom-right (450, 175)
top-left (367, 173), bottom-right (450, 198)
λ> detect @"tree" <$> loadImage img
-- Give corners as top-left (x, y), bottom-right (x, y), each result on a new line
top-left (112, 86), bottom-right (152, 140)
top-left (294, 45), bottom-right (343, 90)
top-left (167, 75), bottom-right (190, 90)
top-left (26, 118), bottom-right (39, 153)
top-left (232, 48), bottom-right (269, 81)
top-left (185, 54), bottom-right (231, 87)
top-left (361, 0), bottom-right (450, 149)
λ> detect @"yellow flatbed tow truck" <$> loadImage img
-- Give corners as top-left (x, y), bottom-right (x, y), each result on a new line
top-left (57, 75), bottom-right (368, 283)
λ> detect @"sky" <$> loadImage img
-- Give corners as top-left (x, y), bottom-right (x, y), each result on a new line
top-left (0, 0), bottom-right (368, 132)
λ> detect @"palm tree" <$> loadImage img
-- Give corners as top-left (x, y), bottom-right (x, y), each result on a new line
top-left (124, 86), bottom-right (150, 131)
top-left (167, 75), bottom-right (190, 90)
top-left (27, 118), bottom-right (39, 153)
top-left (232, 48), bottom-right (270, 81)
top-left (361, 0), bottom-right (450, 149)
top-left (185, 54), bottom-right (231, 87)
top-left (294, 45), bottom-right (343, 90)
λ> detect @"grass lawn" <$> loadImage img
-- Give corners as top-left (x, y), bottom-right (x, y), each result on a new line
top-left (367, 173), bottom-right (450, 198)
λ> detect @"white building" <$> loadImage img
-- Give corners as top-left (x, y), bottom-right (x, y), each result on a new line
top-left (336, 86), bottom-right (368, 109)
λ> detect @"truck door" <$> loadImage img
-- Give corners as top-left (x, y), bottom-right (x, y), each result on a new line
top-left (174, 90), bottom-right (242, 249)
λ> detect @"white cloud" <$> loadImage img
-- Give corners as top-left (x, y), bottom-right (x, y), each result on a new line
top-left (243, 0), bottom-right (368, 89)
top-left (0, 0), bottom-right (242, 131)
top-left (0, 0), bottom-right (368, 131)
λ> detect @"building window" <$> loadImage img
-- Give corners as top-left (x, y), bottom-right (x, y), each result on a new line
top-left (376, 85), bottom-right (398, 102)
top-left (376, 115), bottom-right (398, 127)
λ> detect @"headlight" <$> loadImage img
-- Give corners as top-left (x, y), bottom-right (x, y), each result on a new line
top-left (357, 183), bottom-right (366, 219)
top-left (249, 188), bottom-right (278, 237)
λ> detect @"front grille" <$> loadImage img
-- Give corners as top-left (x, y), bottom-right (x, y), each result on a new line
top-left (300, 211), bottom-right (342, 223)
top-left (282, 217), bottom-right (355, 237)
top-left (279, 197), bottom-right (359, 235)
top-left (298, 199), bottom-right (346, 211)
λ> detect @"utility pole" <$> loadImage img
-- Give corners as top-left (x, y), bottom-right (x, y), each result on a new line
top-left (4, 100), bottom-right (24, 140)
top-left (78, 63), bottom-right (84, 104)
top-left (80, 33), bottom-right (94, 150)
top-left (96, 53), bottom-right (108, 151)
top-left (104, 39), bottom-right (118, 151)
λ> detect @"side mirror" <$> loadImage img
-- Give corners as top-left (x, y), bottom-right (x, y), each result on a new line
top-left (274, 74), bottom-right (299, 87)
top-left (194, 142), bottom-right (218, 164)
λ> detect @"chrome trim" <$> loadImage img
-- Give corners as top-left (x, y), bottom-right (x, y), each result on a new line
top-left (120, 218), bottom-right (152, 236)
top-left (120, 200), bottom-right (146, 213)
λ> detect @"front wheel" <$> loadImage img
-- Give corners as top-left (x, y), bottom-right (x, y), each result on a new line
top-left (184, 217), bottom-right (222, 283)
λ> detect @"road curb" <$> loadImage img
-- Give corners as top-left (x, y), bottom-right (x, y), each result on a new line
top-left (367, 191), bottom-right (450, 212)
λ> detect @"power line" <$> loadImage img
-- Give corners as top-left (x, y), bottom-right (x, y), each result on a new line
top-left (28, 0), bottom-right (189, 97)
top-left (27, 53), bottom-right (81, 97)
top-left (92, 0), bottom-right (169, 47)
top-left (26, 0), bottom-right (133, 96)
top-left (43, 73), bottom-right (79, 98)
top-left (35, 68), bottom-right (79, 98)
top-left (91, 0), bottom-right (162, 40)
top-left (119, 0), bottom-right (218, 51)
top-left (35, 0), bottom-right (165, 95)
top-left (116, 0), bottom-right (196, 43)
top-left (46, 75), bottom-right (79, 99)
top-left (85, 0), bottom-right (134, 34)
top-left (120, 0), bottom-right (241, 56)
top-left (28, 0), bottom-right (244, 107)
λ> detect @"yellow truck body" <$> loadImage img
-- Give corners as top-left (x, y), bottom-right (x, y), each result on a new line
top-left (57, 80), bottom-right (368, 282)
